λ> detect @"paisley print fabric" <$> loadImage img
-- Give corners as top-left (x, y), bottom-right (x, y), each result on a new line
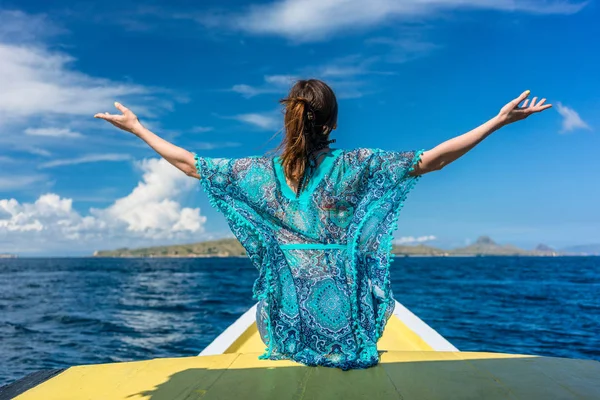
top-left (193, 147), bottom-right (423, 370)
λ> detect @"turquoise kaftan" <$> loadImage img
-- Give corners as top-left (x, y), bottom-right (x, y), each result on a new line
top-left (193, 147), bottom-right (423, 370)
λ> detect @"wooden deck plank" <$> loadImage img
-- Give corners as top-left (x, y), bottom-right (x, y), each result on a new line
top-left (200, 353), bottom-right (312, 400)
top-left (300, 360), bottom-right (401, 400)
top-left (464, 355), bottom-right (600, 399)
top-left (380, 351), bottom-right (517, 400)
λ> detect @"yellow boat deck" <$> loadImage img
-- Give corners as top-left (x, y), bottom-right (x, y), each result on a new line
top-left (10, 311), bottom-right (600, 399)
top-left (226, 311), bottom-right (437, 354)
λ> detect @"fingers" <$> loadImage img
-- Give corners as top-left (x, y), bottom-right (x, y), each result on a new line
top-left (114, 101), bottom-right (129, 114)
top-left (536, 104), bottom-right (552, 112)
top-left (529, 97), bottom-right (538, 107)
top-left (94, 113), bottom-right (120, 122)
top-left (513, 90), bottom-right (530, 107)
top-left (515, 91), bottom-right (552, 113)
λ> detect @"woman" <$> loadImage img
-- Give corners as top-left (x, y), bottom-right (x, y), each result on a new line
top-left (95, 79), bottom-right (551, 370)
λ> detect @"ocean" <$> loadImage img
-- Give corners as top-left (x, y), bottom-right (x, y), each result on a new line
top-left (1, 256), bottom-right (598, 385)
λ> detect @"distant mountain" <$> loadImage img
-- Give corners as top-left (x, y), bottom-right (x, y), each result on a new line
top-left (532, 244), bottom-right (558, 256)
top-left (561, 244), bottom-right (600, 256)
top-left (450, 236), bottom-right (530, 256)
top-left (534, 244), bottom-right (555, 253)
top-left (93, 236), bottom-right (592, 258)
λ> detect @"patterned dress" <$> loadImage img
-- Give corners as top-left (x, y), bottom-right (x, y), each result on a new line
top-left (193, 147), bottom-right (423, 370)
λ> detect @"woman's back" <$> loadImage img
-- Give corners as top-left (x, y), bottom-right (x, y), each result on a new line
top-left (95, 75), bottom-right (552, 370)
top-left (193, 146), bottom-right (423, 369)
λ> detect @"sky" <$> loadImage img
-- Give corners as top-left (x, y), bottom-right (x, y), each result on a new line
top-left (0, 0), bottom-right (598, 256)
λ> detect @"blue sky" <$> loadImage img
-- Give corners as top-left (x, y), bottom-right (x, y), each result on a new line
top-left (0, 0), bottom-right (598, 256)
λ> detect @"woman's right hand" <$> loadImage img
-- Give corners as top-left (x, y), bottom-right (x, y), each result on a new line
top-left (94, 102), bottom-right (143, 135)
top-left (497, 90), bottom-right (553, 125)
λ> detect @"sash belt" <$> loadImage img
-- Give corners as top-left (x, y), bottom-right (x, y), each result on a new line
top-left (279, 243), bottom-right (347, 250)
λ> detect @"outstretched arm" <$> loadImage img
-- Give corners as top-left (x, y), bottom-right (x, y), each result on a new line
top-left (94, 103), bottom-right (199, 179)
top-left (412, 90), bottom-right (552, 175)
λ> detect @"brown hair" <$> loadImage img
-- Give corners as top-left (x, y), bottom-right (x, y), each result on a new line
top-left (276, 79), bottom-right (338, 196)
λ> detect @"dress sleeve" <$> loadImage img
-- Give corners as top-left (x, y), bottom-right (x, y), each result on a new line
top-left (354, 148), bottom-right (425, 252)
top-left (366, 149), bottom-right (424, 197)
top-left (346, 148), bottom-right (424, 339)
top-left (192, 153), bottom-right (270, 273)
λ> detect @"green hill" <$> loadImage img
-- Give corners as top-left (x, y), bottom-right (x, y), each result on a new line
top-left (392, 244), bottom-right (447, 256)
top-left (94, 235), bottom-right (565, 258)
top-left (93, 238), bottom-right (245, 257)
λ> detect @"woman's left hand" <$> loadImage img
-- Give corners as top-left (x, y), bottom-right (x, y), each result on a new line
top-left (497, 90), bottom-right (552, 125)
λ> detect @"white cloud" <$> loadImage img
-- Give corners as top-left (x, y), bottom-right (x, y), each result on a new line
top-left (191, 142), bottom-right (242, 150)
top-left (99, 158), bottom-right (204, 235)
top-left (314, 55), bottom-right (385, 78)
top-left (38, 153), bottom-right (133, 169)
top-left (393, 235), bottom-right (437, 245)
top-left (0, 10), bottom-right (64, 43)
top-left (366, 36), bottom-right (440, 63)
top-left (191, 126), bottom-right (214, 133)
top-left (265, 75), bottom-right (297, 85)
top-left (21, 146), bottom-right (53, 157)
top-left (0, 175), bottom-right (47, 191)
top-left (229, 60), bottom-right (378, 101)
top-left (556, 102), bottom-right (591, 133)
top-left (0, 10), bottom-right (173, 156)
top-left (0, 42), bottom-right (150, 121)
top-left (231, 74), bottom-right (296, 98)
top-left (231, 84), bottom-right (273, 98)
top-left (233, 112), bottom-right (280, 130)
top-left (233, 0), bottom-right (587, 41)
top-left (24, 127), bottom-right (83, 138)
top-left (0, 158), bottom-right (207, 254)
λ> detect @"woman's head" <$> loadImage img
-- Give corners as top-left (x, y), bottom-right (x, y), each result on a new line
top-left (277, 79), bottom-right (338, 187)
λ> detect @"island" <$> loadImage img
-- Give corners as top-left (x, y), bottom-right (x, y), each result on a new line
top-left (0, 253), bottom-right (17, 258)
top-left (92, 236), bottom-right (585, 258)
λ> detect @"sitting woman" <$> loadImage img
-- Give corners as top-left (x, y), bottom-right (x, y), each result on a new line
top-left (95, 79), bottom-right (551, 370)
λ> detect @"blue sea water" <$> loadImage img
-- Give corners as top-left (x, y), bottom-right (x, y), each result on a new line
top-left (0, 256), bottom-right (598, 385)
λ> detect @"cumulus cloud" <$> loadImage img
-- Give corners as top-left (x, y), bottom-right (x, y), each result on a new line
top-left (0, 158), bottom-right (207, 254)
top-left (232, 0), bottom-right (587, 41)
top-left (555, 102), bottom-right (591, 133)
top-left (393, 235), bottom-right (437, 245)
